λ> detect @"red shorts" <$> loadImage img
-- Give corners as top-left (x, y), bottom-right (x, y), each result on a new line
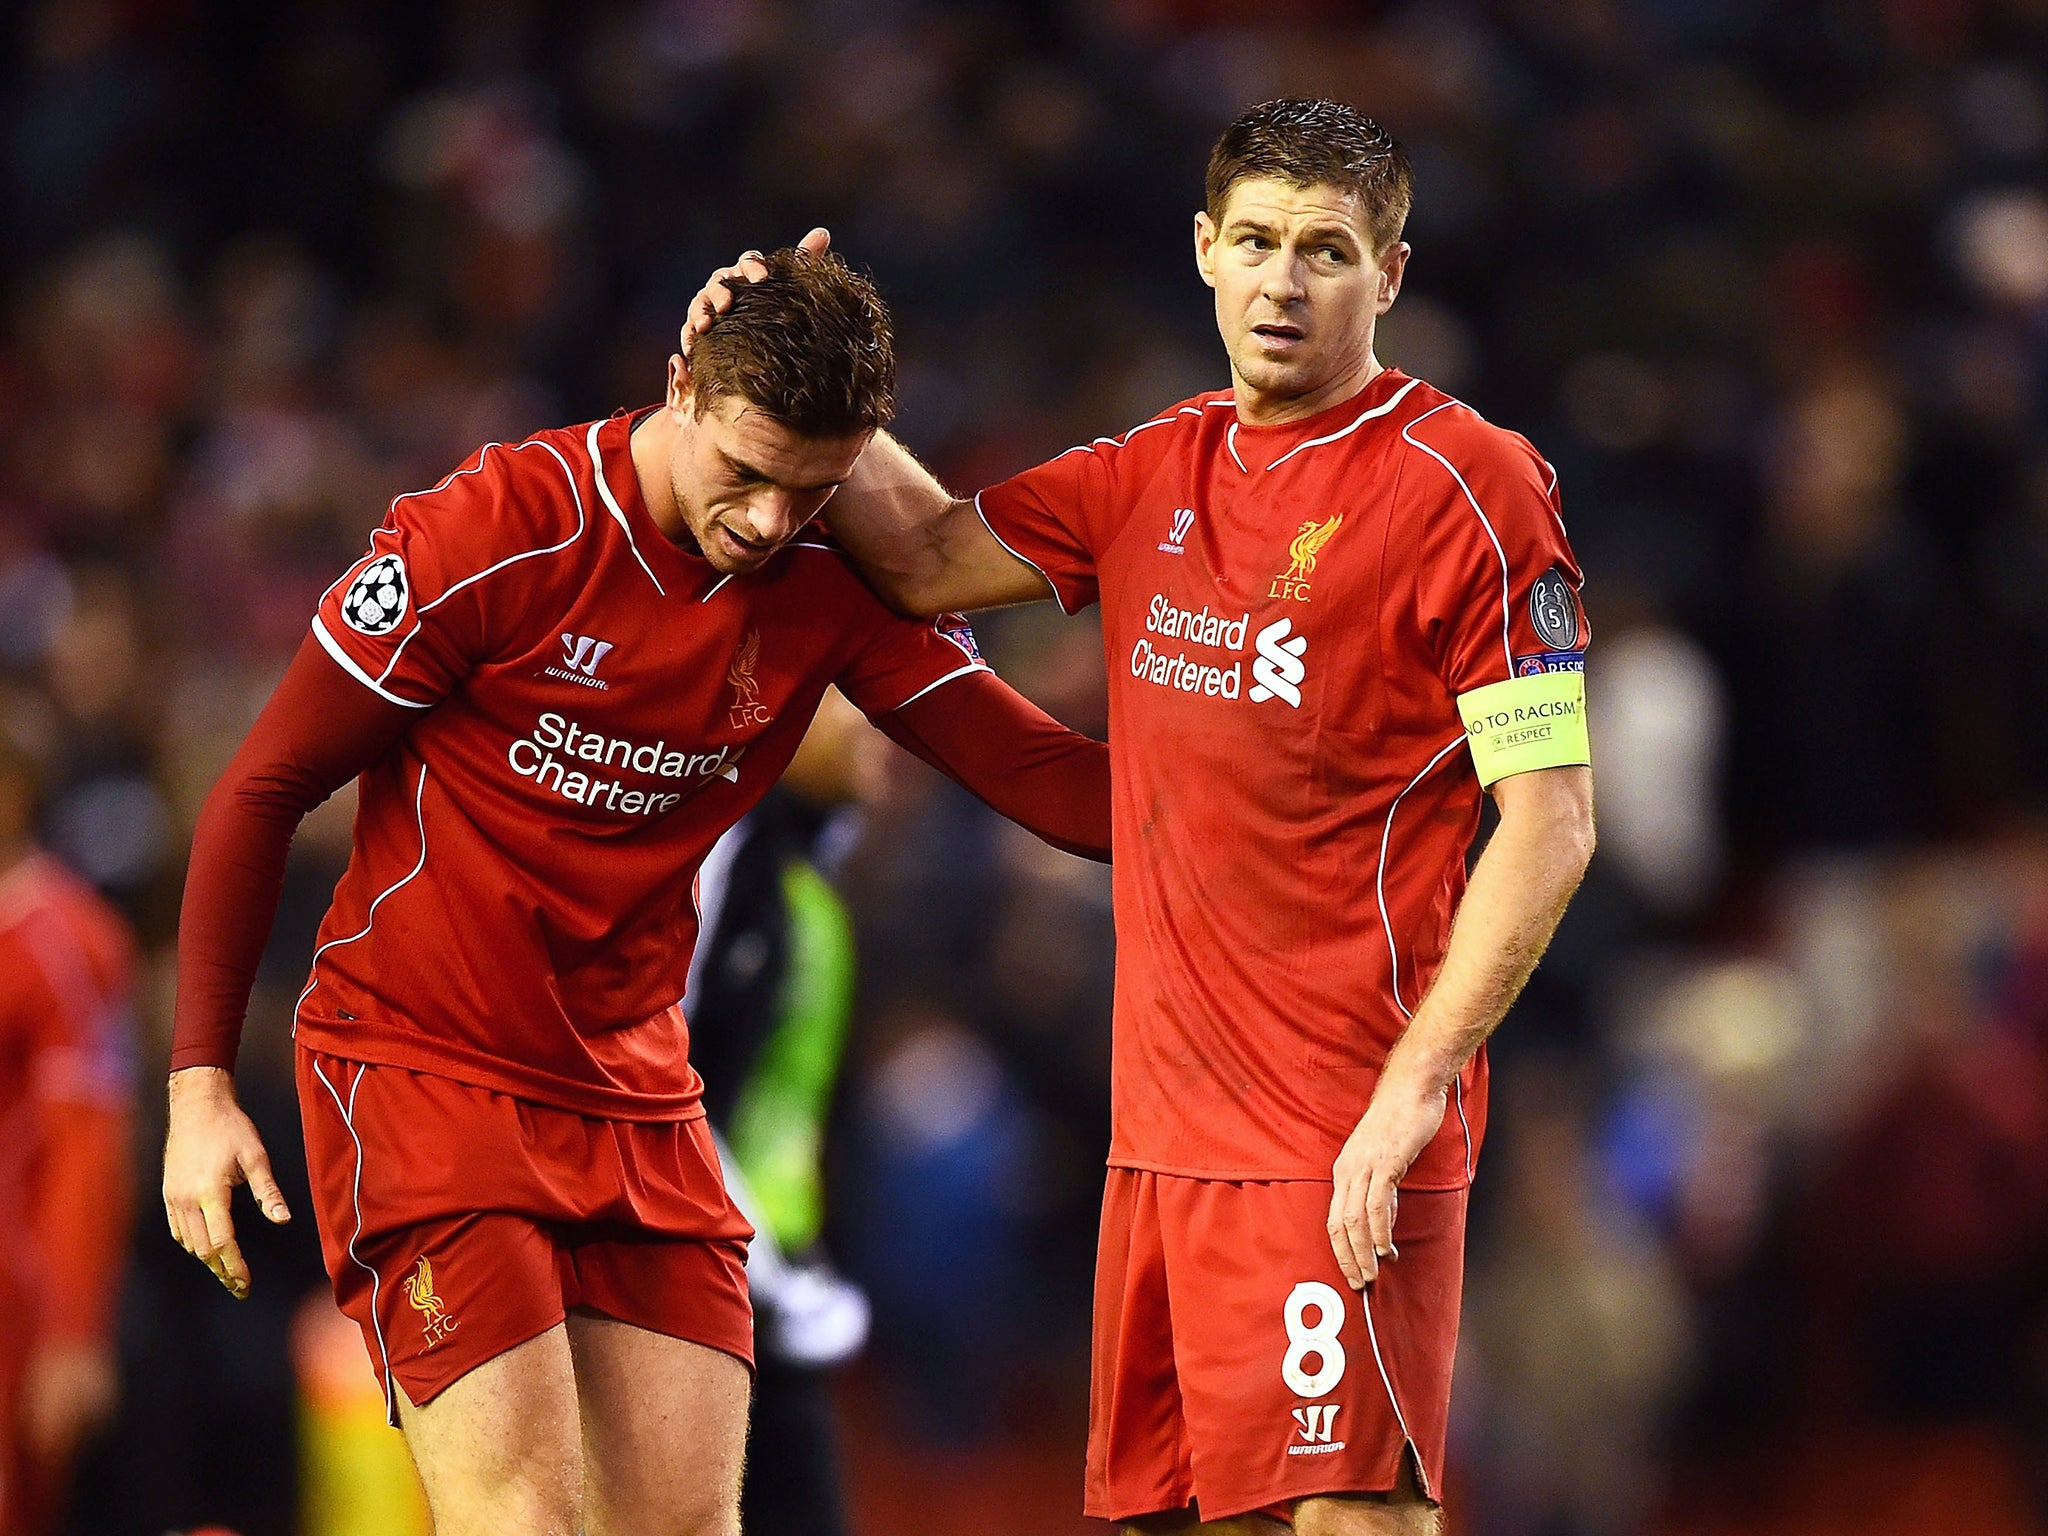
top-left (1087, 1169), bottom-right (1467, 1525)
top-left (297, 1047), bottom-right (753, 1421)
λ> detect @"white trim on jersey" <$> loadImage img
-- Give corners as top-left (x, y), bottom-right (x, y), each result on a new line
top-left (1377, 733), bottom-right (1467, 1019)
top-left (1400, 400), bottom-right (1516, 678)
top-left (295, 766), bottom-right (432, 1022)
top-left (683, 816), bottom-right (752, 1015)
top-left (1226, 420), bottom-right (1248, 474)
top-left (697, 542), bottom-right (834, 604)
top-left (1264, 376), bottom-right (1424, 471)
top-left (1453, 1076), bottom-right (1474, 1179)
top-left (311, 1059), bottom-right (399, 1426)
top-left (586, 420), bottom-right (668, 596)
top-left (1052, 403), bottom-right (1205, 461)
top-left (312, 616), bottom-right (432, 709)
top-left (1361, 1285), bottom-right (1433, 1501)
top-left (363, 437), bottom-right (595, 691)
top-left (889, 662), bottom-right (984, 712)
top-left (971, 491), bottom-right (1074, 615)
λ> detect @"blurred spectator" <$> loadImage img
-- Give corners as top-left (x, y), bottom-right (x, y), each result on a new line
top-left (1465, 1063), bottom-right (1692, 1536)
top-left (0, 707), bottom-right (136, 1535)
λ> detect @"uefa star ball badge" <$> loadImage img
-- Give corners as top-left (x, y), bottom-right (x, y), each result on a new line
top-left (342, 554), bottom-right (410, 636)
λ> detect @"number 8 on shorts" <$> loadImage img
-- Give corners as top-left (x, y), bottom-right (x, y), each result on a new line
top-left (1282, 1281), bottom-right (1347, 1398)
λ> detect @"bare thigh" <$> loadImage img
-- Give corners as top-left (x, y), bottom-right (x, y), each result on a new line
top-left (1294, 1454), bottom-right (1440, 1536)
top-left (567, 1310), bottom-right (751, 1536)
top-left (396, 1325), bottom-right (582, 1536)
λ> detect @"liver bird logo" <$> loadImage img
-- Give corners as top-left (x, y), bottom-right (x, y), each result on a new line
top-left (1282, 514), bottom-right (1344, 583)
top-left (726, 629), bottom-right (762, 707)
top-left (407, 1254), bottom-right (459, 1345)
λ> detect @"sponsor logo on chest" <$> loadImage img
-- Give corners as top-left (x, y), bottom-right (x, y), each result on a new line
top-left (1130, 595), bottom-right (1311, 709)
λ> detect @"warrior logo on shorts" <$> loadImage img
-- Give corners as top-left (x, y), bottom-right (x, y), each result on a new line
top-left (1269, 515), bottom-right (1343, 603)
top-left (727, 629), bottom-right (770, 730)
top-left (407, 1254), bottom-right (460, 1348)
top-left (341, 554), bottom-right (409, 636)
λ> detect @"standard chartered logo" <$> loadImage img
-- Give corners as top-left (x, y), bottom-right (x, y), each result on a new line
top-left (1248, 618), bottom-right (1308, 707)
top-left (1129, 595), bottom-right (1310, 709)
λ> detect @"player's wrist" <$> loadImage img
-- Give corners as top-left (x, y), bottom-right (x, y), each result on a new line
top-left (167, 1064), bottom-right (236, 1108)
top-left (1375, 1047), bottom-right (1452, 1104)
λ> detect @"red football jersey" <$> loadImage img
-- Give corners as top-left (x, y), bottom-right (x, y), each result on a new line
top-left (298, 410), bottom-right (986, 1118)
top-left (0, 854), bottom-right (135, 1325)
top-left (977, 370), bottom-right (1588, 1184)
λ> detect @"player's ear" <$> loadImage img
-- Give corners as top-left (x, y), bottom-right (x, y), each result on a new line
top-left (1376, 242), bottom-right (1410, 313)
top-left (1194, 211), bottom-right (1220, 290)
top-left (667, 355), bottom-right (694, 415)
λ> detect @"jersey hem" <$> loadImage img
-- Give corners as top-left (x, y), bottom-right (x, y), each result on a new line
top-left (1104, 1154), bottom-right (1473, 1192)
top-left (294, 1017), bottom-right (707, 1122)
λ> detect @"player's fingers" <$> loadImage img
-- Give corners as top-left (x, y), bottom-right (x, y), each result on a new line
top-left (1365, 1168), bottom-right (1401, 1265)
top-left (242, 1150), bottom-right (291, 1225)
top-left (735, 247), bottom-right (768, 281)
top-left (164, 1199), bottom-right (188, 1252)
top-left (797, 226), bottom-right (832, 257)
top-left (198, 1197), bottom-right (250, 1296)
top-left (1326, 1179), bottom-right (1369, 1290)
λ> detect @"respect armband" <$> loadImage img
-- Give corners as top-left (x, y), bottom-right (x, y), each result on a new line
top-left (1456, 670), bottom-right (1591, 787)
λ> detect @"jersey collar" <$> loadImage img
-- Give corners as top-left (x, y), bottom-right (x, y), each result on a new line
top-left (595, 407), bottom-right (725, 599)
top-left (1224, 369), bottom-right (1420, 474)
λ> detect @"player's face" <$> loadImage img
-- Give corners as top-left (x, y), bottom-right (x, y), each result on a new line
top-left (1194, 178), bottom-right (1409, 424)
top-left (669, 391), bottom-right (871, 575)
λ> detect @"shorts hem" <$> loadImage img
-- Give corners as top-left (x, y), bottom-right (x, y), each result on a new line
top-left (386, 1307), bottom-right (568, 1423)
top-left (1104, 1156), bottom-right (1472, 1192)
top-left (565, 1301), bottom-right (757, 1376)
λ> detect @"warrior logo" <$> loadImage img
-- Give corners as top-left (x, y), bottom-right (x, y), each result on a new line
top-left (1269, 514), bottom-right (1343, 602)
top-left (407, 1255), bottom-right (460, 1348)
top-left (727, 629), bottom-right (771, 729)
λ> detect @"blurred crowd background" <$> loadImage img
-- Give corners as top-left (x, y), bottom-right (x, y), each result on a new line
top-left (3, 0), bottom-right (2048, 1532)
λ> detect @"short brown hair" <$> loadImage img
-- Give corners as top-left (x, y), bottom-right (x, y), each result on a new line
top-left (1205, 98), bottom-right (1413, 255)
top-left (691, 249), bottom-right (896, 436)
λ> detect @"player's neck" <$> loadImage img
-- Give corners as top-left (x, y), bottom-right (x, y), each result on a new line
top-left (628, 408), bottom-right (695, 550)
top-left (1233, 352), bottom-right (1385, 427)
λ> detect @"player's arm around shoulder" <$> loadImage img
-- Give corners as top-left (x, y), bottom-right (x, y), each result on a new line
top-left (828, 431), bottom-right (1055, 616)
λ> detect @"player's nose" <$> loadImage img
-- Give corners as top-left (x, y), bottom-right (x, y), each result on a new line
top-left (740, 489), bottom-right (799, 546)
top-left (1259, 251), bottom-right (1308, 304)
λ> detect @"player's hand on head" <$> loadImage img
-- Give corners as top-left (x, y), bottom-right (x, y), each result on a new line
top-left (1326, 1076), bottom-right (1447, 1290)
top-left (162, 1065), bottom-right (291, 1301)
top-left (678, 227), bottom-right (833, 359)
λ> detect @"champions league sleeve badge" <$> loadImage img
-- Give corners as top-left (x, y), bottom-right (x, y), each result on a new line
top-left (1528, 565), bottom-right (1582, 651)
top-left (341, 554), bottom-right (411, 636)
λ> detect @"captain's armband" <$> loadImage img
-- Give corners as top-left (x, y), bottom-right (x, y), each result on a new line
top-left (1456, 668), bottom-right (1590, 787)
